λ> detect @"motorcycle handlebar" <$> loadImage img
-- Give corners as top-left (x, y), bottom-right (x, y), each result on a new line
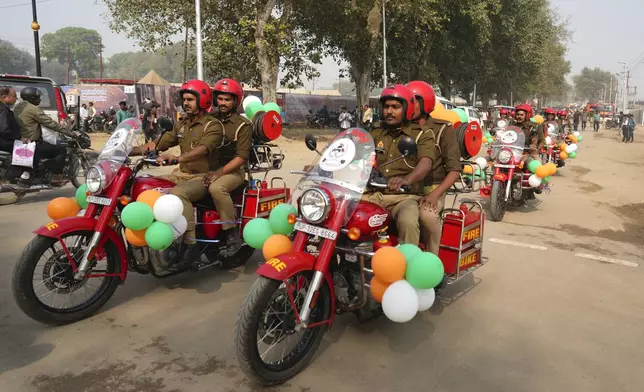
top-left (369, 182), bottom-right (411, 192)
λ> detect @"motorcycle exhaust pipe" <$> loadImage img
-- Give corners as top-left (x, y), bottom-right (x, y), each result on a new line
top-left (0, 184), bottom-right (52, 193)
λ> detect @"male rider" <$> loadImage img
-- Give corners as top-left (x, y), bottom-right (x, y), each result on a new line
top-left (0, 86), bottom-right (30, 181)
top-left (407, 81), bottom-right (460, 255)
top-left (203, 78), bottom-right (252, 256)
top-left (13, 87), bottom-right (73, 185)
top-left (514, 104), bottom-right (545, 162)
top-left (156, 80), bottom-right (223, 268)
top-left (365, 84), bottom-right (437, 246)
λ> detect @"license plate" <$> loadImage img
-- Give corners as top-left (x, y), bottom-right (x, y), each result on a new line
top-left (86, 195), bottom-right (112, 206)
top-left (294, 221), bottom-right (337, 240)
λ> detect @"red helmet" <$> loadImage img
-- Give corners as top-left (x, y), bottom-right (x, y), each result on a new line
top-left (213, 78), bottom-right (243, 111)
top-left (558, 110), bottom-right (567, 117)
top-left (515, 104), bottom-right (532, 119)
top-left (179, 79), bottom-right (212, 111)
top-left (544, 107), bottom-right (556, 115)
top-left (500, 108), bottom-right (509, 116)
top-left (379, 84), bottom-right (416, 122)
top-left (406, 81), bottom-right (436, 116)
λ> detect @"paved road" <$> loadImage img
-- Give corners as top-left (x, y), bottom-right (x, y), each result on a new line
top-left (1, 128), bottom-right (643, 392)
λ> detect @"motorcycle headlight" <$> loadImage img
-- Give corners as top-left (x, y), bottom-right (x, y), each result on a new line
top-left (86, 166), bottom-right (105, 193)
top-left (498, 150), bottom-right (513, 164)
top-left (300, 188), bottom-right (330, 224)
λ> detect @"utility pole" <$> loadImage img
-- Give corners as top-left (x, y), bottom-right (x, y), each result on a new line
top-left (66, 43), bottom-right (70, 84)
top-left (609, 76), bottom-right (612, 103)
top-left (618, 61), bottom-right (627, 112)
top-left (195, 0), bottom-right (204, 80)
top-left (31, 0), bottom-right (42, 76)
top-left (98, 38), bottom-right (103, 78)
top-left (382, 0), bottom-right (387, 88)
top-left (472, 83), bottom-right (477, 106)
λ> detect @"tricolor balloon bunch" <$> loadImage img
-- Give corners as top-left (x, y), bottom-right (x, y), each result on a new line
top-left (121, 190), bottom-right (187, 250)
top-left (483, 131), bottom-right (494, 145)
top-left (557, 131), bottom-right (582, 160)
top-left (430, 102), bottom-right (468, 128)
top-left (45, 184), bottom-right (95, 220)
top-left (526, 160), bottom-right (557, 187)
top-left (242, 95), bottom-right (281, 120)
top-left (462, 157), bottom-right (489, 181)
top-left (242, 203), bottom-right (297, 260)
top-left (370, 244), bottom-right (445, 323)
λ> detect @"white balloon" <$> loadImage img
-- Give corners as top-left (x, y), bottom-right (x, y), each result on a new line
top-left (416, 288), bottom-right (436, 312)
top-left (528, 174), bottom-right (541, 188)
top-left (170, 215), bottom-right (188, 238)
top-left (153, 194), bottom-right (183, 223)
top-left (242, 95), bottom-right (262, 111)
top-left (381, 280), bottom-right (419, 323)
top-left (565, 145), bottom-right (574, 154)
top-left (568, 143), bottom-right (578, 152)
top-left (545, 136), bottom-right (552, 145)
top-left (573, 131), bottom-right (580, 137)
top-left (475, 157), bottom-right (488, 170)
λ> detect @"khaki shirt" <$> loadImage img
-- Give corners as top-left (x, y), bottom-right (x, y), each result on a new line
top-left (157, 114), bottom-right (222, 174)
top-left (13, 101), bottom-right (66, 141)
top-left (370, 122), bottom-right (437, 194)
top-left (212, 113), bottom-right (252, 174)
top-left (422, 118), bottom-right (461, 185)
top-left (517, 120), bottom-right (545, 148)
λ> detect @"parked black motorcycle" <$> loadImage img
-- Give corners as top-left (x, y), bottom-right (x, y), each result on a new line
top-left (0, 130), bottom-right (98, 205)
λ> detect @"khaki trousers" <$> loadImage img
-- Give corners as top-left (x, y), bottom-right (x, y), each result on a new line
top-left (160, 171), bottom-right (208, 244)
top-left (362, 193), bottom-right (422, 246)
top-left (208, 172), bottom-right (244, 230)
top-left (419, 189), bottom-right (447, 255)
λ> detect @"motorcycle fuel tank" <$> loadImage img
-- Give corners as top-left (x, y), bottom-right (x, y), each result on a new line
top-left (346, 200), bottom-right (390, 241)
top-left (131, 175), bottom-right (176, 200)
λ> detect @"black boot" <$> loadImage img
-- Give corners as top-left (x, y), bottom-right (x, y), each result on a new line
top-left (167, 243), bottom-right (201, 272)
top-left (221, 229), bottom-right (242, 257)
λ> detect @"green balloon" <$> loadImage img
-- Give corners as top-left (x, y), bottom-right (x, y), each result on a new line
top-left (577, 135), bottom-right (583, 142)
top-left (263, 102), bottom-right (281, 114)
top-left (245, 101), bottom-right (263, 119)
top-left (530, 118), bottom-right (538, 123)
top-left (453, 108), bottom-right (469, 123)
top-left (121, 201), bottom-right (154, 230)
top-left (405, 252), bottom-right (445, 289)
top-left (569, 151), bottom-right (577, 159)
top-left (397, 243), bottom-right (422, 262)
top-left (474, 169), bottom-right (486, 180)
top-left (527, 159), bottom-right (542, 174)
top-left (542, 176), bottom-right (551, 184)
top-left (145, 221), bottom-right (174, 250)
top-left (485, 132), bottom-right (492, 138)
top-left (269, 203), bottom-right (297, 235)
top-left (75, 184), bottom-right (89, 209)
top-left (243, 218), bottom-right (274, 249)
top-left (487, 137), bottom-right (494, 144)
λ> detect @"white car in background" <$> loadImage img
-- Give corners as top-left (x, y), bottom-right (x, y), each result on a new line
top-left (456, 106), bottom-right (482, 127)
top-left (437, 95), bottom-right (456, 110)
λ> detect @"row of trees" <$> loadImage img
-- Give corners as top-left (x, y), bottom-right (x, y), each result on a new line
top-left (103, 0), bottom-right (572, 107)
top-left (572, 67), bottom-right (618, 102)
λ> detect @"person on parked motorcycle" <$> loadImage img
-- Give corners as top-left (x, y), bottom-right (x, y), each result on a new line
top-left (0, 86), bottom-right (30, 181)
top-left (13, 87), bottom-right (73, 185)
top-left (156, 80), bottom-right (223, 268)
top-left (366, 84), bottom-right (437, 247)
top-left (407, 81), bottom-right (460, 255)
top-left (203, 78), bottom-right (252, 256)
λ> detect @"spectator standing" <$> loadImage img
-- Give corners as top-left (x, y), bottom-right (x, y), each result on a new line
top-left (593, 111), bottom-right (601, 132)
top-left (580, 110), bottom-right (588, 131)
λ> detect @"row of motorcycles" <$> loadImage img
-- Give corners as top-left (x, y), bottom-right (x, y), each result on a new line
top-left (11, 118), bottom-right (488, 386)
top-left (306, 108), bottom-right (359, 129)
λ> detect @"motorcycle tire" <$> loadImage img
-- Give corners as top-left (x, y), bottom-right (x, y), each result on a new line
top-left (0, 192), bottom-right (26, 206)
top-left (12, 230), bottom-right (120, 325)
top-left (489, 180), bottom-right (507, 222)
top-left (236, 273), bottom-right (331, 386)
top-left (71, 152), bottom-right (98, 189)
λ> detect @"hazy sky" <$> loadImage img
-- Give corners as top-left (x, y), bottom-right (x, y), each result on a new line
top-left (4, 0), bottom-right (644, 98)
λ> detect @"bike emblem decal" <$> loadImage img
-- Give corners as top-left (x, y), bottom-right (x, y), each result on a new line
top-left (500, 130), bottom-right (518, 144)
top-left (368, 213), bottom-right (388, 228)
top-left (377, 141), bottom-right (384, 148)
top-left (45, 222), bottom-right (58, 231)
top-left (319, 138), bottom-right (356, 172)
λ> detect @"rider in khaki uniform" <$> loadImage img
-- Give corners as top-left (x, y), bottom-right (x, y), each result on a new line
top-left (406, 81), bottom-right (461, 255)
top-left (156, 80), bottom-right (223, 266)
top-left (203, 79), bottom-right (252, 256)
top-left (366, 84), bottom-right (437, 247)
top-left (513, 104), bottom-right (545, 161)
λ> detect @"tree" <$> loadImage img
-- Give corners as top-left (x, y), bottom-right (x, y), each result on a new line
top-left (41, 27), bottom-right (103, 78)
top-left (102, 0), bottom-right (321, 102)
top-left (573, 67), bottom-right (616, 102)
top-left (0, 39), bottom-right (34, 74)
top-left (106, 44), bottom-right (197, 82)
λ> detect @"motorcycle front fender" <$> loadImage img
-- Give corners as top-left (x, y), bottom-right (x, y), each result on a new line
top-left (34, 217), bottom-right (127, 280)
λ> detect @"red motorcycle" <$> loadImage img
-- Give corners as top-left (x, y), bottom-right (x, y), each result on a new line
top-left (540, 121), bottom-right (565, 167)
top-left (235, 128), bottom-right (485, 385)
top-left (12, 118), bottom-right (290, 325)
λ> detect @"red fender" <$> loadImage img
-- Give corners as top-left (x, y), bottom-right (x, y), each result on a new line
top-left (34, 217), bottom-right (127, 280)
top-left (257, 252), bottom-right (336, 326)
top-left (492, 173), bottom-right (508, 182)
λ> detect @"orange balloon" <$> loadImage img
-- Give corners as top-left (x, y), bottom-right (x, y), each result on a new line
top-left (262, 234), bottom-right (293, 260)
top-left (559, 150), bottom-right (568, 160)
top-left (430, 101), bottom-right (445, 118)
top-left (559, 143), bottom-right (567, 151)
top-left (137, 189), bottom-right (163, 209)
top-left (568, 135), bottom-right (578, 143)
top-left (370, 277), bottom-right (390, 303)
top-left (545, 162), bottom-right (557, 176)
top-left (125, 228), bottom-right (147, 247)
top-left (372, 246), bottom-right (407, 283)
top-left (442, 109), bottom-right (461, 125)
top-left (535, 165), bottom-right (549, 179)
top-left (462, 165), bottom-right (473, 174)
top-left (47, 197), bottom-right (80, 220)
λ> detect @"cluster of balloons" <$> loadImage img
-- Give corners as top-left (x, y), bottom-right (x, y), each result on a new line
top-left (530, 115), bottom-right (545, 124)
top-left (121, 190), bottom-right (187, 250)
top-left (242, 95), bottom-right (281, 120)
top-left (462, 157), bottom-right (489, 181)
top-left (527, 159), bottom-right (557, 187)
top-left (482, 131), bottom-right (495, 145)
top-left (242, 203), bottom-right (297, 260)
top-left (46, 186), bottom-right (90, 221)
top-left (370, 244), bottom-right (445, 323)
top-left (430, 102), bottom-right (468, 128)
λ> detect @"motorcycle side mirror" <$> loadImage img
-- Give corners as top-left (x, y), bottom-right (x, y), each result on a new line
top-left (398, 136), bottom-right (417, 157)
top-left (305, 133), bottom-right (319, 153)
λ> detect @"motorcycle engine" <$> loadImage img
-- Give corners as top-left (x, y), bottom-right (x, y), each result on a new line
top-left (511, 180), bottom-right (523, 200)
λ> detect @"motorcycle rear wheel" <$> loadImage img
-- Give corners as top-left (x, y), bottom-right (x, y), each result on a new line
top-left (489, 180), bottom-right (507, 222)
top-left (0, 191), bottom-right (26, 205)
top-left (236, 273), bottom-right (331, 386)
top-left (12, 230), bottom-right (120, 325)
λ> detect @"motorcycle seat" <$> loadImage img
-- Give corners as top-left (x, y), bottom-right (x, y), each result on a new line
top-left (194, 181), bottom-right (249, 210)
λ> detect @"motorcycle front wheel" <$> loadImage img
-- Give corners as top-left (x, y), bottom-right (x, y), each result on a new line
top-left (12, 230), bottom-right (121, 325)
top-left (236, 273), bottom-right (331, 386)
top-left (489, 180), bottom-right (507, 221)
top-left (70, 152), bottom-right (98, 189)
